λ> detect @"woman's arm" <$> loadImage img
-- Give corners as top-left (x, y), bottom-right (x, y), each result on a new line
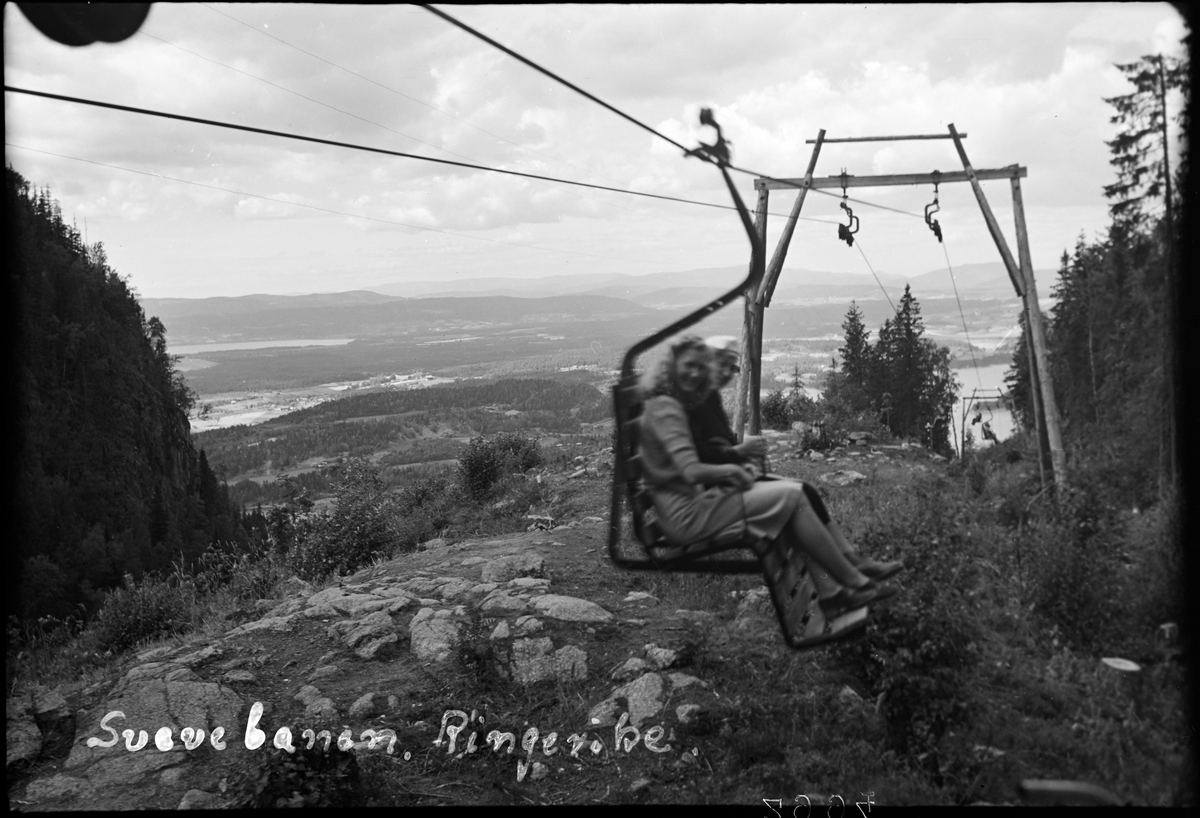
top-left (682, 460), bottom-right (754, 490)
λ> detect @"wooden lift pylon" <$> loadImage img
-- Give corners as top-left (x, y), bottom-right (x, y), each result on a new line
top-left (733, 125), bottom-right (1066, 492)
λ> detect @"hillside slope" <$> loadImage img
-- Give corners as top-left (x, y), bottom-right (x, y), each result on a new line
top-left (7, 437), bottom-right (1187, 808)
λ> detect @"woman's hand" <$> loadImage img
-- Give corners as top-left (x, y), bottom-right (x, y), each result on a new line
top-left (734, 435), bottom-right (768, 459)
top-left (717, 464), bottom-right (755, 491)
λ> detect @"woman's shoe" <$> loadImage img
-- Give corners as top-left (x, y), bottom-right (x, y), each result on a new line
top-left (858, 558), bottom-right (905, 582)
top-left (819, 585), bottom-right (877, 618)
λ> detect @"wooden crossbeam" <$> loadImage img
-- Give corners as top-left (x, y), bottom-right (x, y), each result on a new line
top-left (754, 166), bottom-right (1026, 190)
top-left (805, 133), bottom-right (967, 143)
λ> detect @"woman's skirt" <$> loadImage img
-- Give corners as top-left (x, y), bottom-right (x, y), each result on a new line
top-left (651, 479), bottom-right (807, 546)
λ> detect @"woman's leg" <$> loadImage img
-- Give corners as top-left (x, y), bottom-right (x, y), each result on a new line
top-left (786, 502), bottom-right (870, 590)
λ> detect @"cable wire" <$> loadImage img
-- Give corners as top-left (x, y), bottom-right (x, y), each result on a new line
top-left (5, 142), bottom-right (669, 267)
top-left (420, 4), bottom-right (693, 155)
top-left (850, 239), bottom-right (898, 315)
top-left (5, 84), bottom-right (848, 228)
top-left (201, 2), bottom-right (630, 190)
top-left (421, 4), bottom-right (925, 221)
top-left (940, 236), bottom-right (984, 390)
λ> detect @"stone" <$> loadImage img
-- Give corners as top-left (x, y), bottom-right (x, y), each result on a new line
top-left (264, 598), bottom-right (305, 618)
top-left (6, 698), bottom-right (41, 771)
top-left (490, 621), bottom-right (512, 641)
top-left (409, 609), bottom-right (461, 664)
top-left (631, 777), bottom-right (652, 793)
top-left (65, 678), bottom-right (244, 787)
top-left (283, 576), bottom-right (314, 597)
top-left (838, 685), bottom-right (864, 706)
top-left (553, 646), bottom-right (588, 682)
top-left (581, 516), bottom-right (605, 524)
top-left (506, 576), bottom-right (550, 590)
top-left (355, 634), bottom-right (398, 660)
top-left (529, 594), bottom-right (614, 623)
top-left (221, 670), bottom-right (258, 684)
top-left (807, 451), bottom-right (825, 461)
top-left (510, 637), bottom-right (556, 685)
top-left (622, 592), bottom-right (658, 604)
top-left (611, 658), bottom-right (649, 683)
top-left (460, 557), bottom-right (487, 567)
top-left (304, 697), bottom-right (338, 723)
top-left (644, 645), bottom-right (679, 670)
top-left (337, 611), bottom-right (395, 649)
top-left (24, 774), bottom-right (92, 800)
top-left (531, 761), bottom-right (550, 781)
top-left (300, 602), bottom-right (342, 620)
top-left (31, 688), bottom-right (75, 759)
top-left (613, 673), bottom-right (665, 726)
top-left (174, 645), bottom-right (224, 668)
top-left (160, 767), bottom-right (185, 785)
top-left (433, 577), bottom-right (475, 601)
top-left (514, 616), bottom-right (543, 635)
top-left (818, 470), bottom-right (868, 487)
top-left (481, 553), bottom-right (547, 584)
top-left (307, 665), bottom-right (341, 682)
top-left (480, 591), bottom-right (532, 615)
top-left (227, 614), bottom-right (296, 636)
top-left (675, 704), bottom-right (702, 724)
top-left (666, 673), bottom-right (705, 691)
top-left (585, 698), bottom-right (622, 730)
top-left (348, 693), bottom-right (383, 720)
top-left (179, 789), bottom-right (221, 810)
top-left (467, 582), bottom-right (500, 598)
top-left (736, 587), bottom-right (773, 619)
top-left (294, 685), bottom-right (323, 707)
top-left (418, 537), bottom-right (448, 551)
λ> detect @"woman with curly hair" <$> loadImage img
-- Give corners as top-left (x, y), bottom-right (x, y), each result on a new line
top-left (691, 335), bottom-right (904, 583)
top-left (638, 335), bottom-right (897, 618)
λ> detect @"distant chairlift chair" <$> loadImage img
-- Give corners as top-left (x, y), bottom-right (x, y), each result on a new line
top-left (605, 111), bottom-right (866, 651)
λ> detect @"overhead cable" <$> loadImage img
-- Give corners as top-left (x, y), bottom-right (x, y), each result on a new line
top-left (201, 2), bottom-right (628, 189)
top-left (4, 85), bottom-right (841, 226)
top-left (420, 4), bottom-right (693, 155)
top-left (4, 142), bottom-right (666, 266)
top-left (424, 4), bottom-right (926, 219)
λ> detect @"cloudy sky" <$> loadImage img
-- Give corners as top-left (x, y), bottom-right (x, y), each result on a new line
top-left (4, 4), bottom-right (1188, 299)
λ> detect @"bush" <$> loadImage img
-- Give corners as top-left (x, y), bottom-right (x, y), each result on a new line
top-left (836, 480), bottom-right (982, 758)
top-left (90, 573), bottom-right (192, 654)
top-left (458, 433), bottom-right (542, 500)
top-left (229, 744), bottom-right (362, 808)
top-left (290, 458), bottom-right (401, 580)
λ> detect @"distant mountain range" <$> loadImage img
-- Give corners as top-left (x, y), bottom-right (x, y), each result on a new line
top-left (144, 262), bottom-right (1048, 347)
top-left (364, 261), bottom-right (1043, 305)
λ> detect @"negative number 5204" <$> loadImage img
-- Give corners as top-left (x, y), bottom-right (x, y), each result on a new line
top-left (763, 792), bottom-right (874, 818)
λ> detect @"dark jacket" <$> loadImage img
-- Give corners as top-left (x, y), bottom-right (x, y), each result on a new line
top-left (688, 391), bottom-right (743, 464)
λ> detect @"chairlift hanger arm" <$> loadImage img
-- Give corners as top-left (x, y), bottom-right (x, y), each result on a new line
top-left (805, 132), bottom-right (968, 144)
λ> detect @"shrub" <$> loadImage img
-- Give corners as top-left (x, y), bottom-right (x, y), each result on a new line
top-left (90, 573), bottom-right (192, 654)
top-left (458, 433), bottom-right (542, 500)
top-left (290, 458), bottom-right (401, 580)
top-left (837, 480), bottom-right (982, 758)
top-left (229, 744), bottom-right (362, 808)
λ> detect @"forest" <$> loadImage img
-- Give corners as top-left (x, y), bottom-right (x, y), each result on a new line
top-left (7, 166), bottom-right (251, 622)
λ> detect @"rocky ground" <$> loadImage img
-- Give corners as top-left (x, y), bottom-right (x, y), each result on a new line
top-left (5, 435), bottom-right (1004, 809)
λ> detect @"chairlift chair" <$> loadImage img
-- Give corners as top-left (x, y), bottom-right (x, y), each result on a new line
top-left (606, 111), bottom-right (867, 650)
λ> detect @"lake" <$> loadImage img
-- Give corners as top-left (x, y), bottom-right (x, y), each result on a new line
top-left (170, 338), bottom-right (356, 355)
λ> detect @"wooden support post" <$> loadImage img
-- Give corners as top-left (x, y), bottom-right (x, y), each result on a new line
top-left (733, 187), bottom-right (769, 438)
top-left (736, 132), bottom-right (825, 438)
top-left (761, 130), bottom-right (825, 307)
top-left (1023, 305), bottom-right (1050, 487)
top-left (1011, 175), bottom-right (1067, 491)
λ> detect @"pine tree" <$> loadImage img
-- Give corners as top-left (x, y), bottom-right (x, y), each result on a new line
top-left (838, 301), bottom-right (871, 386)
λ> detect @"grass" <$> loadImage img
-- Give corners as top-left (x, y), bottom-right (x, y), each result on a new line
top-left (7, 430), bottom-right (1191, 806)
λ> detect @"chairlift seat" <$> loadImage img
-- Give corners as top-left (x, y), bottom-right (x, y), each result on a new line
top-left (610, 388), bottom-right (867, 651)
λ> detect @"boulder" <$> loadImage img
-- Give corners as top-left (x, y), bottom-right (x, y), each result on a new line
top-left (6, 697), bottom-right (41, 772)
top-left (480, 590), bottom-right (532, 615)
top-left (818, 470), bottom-right (868, 487)
top-left (529, 594), bottom-right (614, 623)
top-left (227, 614), bottom-right (296, 637)
top-left (65, 678), bottom-right (244, 791)
top-left (622, 592), bottom-right (659, 605)
top-left (409, 609), bottom-right (462, 664)
top-left (481, 553), bottom-right (547, 584)
top-left (178, 789), bottom-right (221, 809)
top-left (644, 645), bottom-right (680, 671)
top-left (553, 645), bottom-right (588, 682)
top-left (31, 688), bottom-right (75, 760)
top-left (513, 615), bottom-right (543, 635)
top-left (510, 637), bottom-right (556, 685)
top-left (329, 611), bottom-right (395, 649)
top-left (611, 658), bottom-right (649, 683)
top-left (348, 693), bottom-right (384, 720)
top-left (490, 621), bottom-right (512, 641)
top-left (355, 633), bottom-right (398, 660)
top-left (24, 774), bottom-right (93, 801)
